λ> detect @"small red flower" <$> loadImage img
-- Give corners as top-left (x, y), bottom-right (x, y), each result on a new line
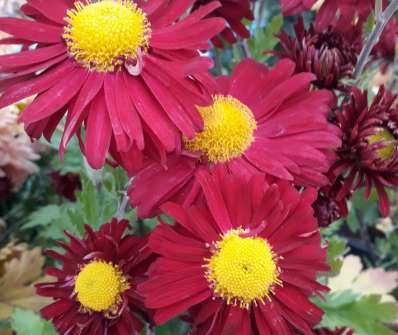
top-left (312, 192), bottom-right (342, 227)
top-left (51, 171), bottom-right (82, 201)
top-left (121, 59), bottom-right (341, 218)
top-left (36, 219), bottom-right (152, 335)
top-left (0, 0), bottom-right (225, 169)
top-left (277, 17), bottom-right (361, 90)
top-left (193, 0), bottom-right (254, 48)
top-left (139, 169), bottom-right (329, 334)
top-left (280, 0), bottom-right (316, 16)
top-left (315, 0), bottom-right (398, 67)
top-left (331, 86), bottom-right (398, 217)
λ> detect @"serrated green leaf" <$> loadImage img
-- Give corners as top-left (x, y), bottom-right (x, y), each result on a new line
top-left (321, 219), bottom-right (344, 237)
top-left (326, 237), bottom-right (347, 276)
top-left (248, 15), bottom-right (283, 62)
top-left (315, 290), bottom-right (359, 310)
top-left (23, 205), bottom-right (61, 230)
top-left (351, 188), bottom-right (379, 225)
top-left (346, 207), bottom-right (360, 233)
top-left (11, 309), bottom-right (57, 335)
top-left (49, 133), bottom-right (84, 175)
top-left (155, 318), bottom-right (188, 335)
top-left (317, 293), bottom-right (398, 335)
top-left (75, 175), bottom-right (100, 227)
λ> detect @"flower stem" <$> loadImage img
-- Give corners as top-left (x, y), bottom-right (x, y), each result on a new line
top-left (115, 178), bottom-right (134, 220)
top-left (353, 0), bottom-right (398, 79)
top-left (116, 191), bottom-right (129, 220)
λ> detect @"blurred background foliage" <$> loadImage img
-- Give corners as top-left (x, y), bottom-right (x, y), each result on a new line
top-left (0, 0), bottom-right (397, 334)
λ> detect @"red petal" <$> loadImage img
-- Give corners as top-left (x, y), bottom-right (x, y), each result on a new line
top-left (154, 289), bottom-right (211, 325)
top-left (85, 93), bottom-right (112, 169)
top-left (0, 18), bottom-right (63, 43)
top-left (0, 60), bottom-right (73, 109)
top-left (0, 44), bottom-right (66, 71)
top-left (196, 169), bottom-right (233, 232)
top-left (19, 67), bottom-right (87, 124)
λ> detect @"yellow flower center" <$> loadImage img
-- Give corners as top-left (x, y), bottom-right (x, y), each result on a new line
top-left (205, 230), bottom-right (281, 309)
top-left (64, 0), bottom-right (151, 72)
top-left (185, 95), bottom-right (257, 163)
top-left (367, 129), bottom-right (396, 160)
top-left (75, 261), bottom-right (129, 312)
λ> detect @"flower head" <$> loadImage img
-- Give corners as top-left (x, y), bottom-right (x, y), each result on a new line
top-left (277, 17), bottom-right (360, 90)
top-left (313, 192), bottom-right (342, 227)
top-left (315, 0), bottom-right (398, 67)
top-left (331, 86), bottom-right (398, 217)
top-left (122, 59), bottom-right (341, 218)
top-left (192, 0), bottom-right (253, 48)
top-left (36, 219), bottom-right (152, 335)
top-left (0, 0), bottom-right (225, 169)
top-left (51, 171), bottom-right (82, 201)
top-left (138, 169), bottom-right (329, 334)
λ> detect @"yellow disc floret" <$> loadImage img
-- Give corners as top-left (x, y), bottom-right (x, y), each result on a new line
top-left (367, 128), bottom-right (396, 160)
top-left (205, 230), bottom-right (281, 309)
top-left (185, 95), bottom-right (257, 163)
top-left (75, 261), bottom-right (129, 312)
top-left (64, 0), bottom-right (151, 72)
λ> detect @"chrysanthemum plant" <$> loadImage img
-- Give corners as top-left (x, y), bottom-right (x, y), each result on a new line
top-left (1, 0), bottom-right (398, 335)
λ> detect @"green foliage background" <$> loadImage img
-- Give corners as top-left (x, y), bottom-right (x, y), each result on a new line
top-left (1, 1), bottom-right (398, 334)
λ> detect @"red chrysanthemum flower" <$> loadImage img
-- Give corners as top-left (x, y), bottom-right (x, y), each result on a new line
top-left (277, 17), bottom-right (361, 90)
top-left (0, 0), bottom-right (225, 169)
top-left (280, 0), bottom-right (316, 16)
top-left (312, 192), bottom-right (342, 227)
top-left (192, 0), bottom-right (253, 48)
top-left (315, 0), bottom-right (398, 67)
top-left (330, 86), bottom-right (398, 217)
top-left (122, 59), bottom-right (341, 218)
top-left (138, 169), bottom-right (329, 334)
top-left (36, 219), bottom-right (151, 335)
top-left (316, 328), bottom-right (354, 335)
top-left (51, 171), bottom-right (82, 201)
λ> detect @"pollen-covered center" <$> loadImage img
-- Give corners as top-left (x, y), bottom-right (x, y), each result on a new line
top-left (367, 128), bottom-right (396, 160)
top-left (205, 230), bottom-right (280, 309)
top-left (75, 261), bottom-right (129, 312)
top-left (185, 95), bottom-right (257, 163)
top-left (64, 0), bottom-right (151, 72)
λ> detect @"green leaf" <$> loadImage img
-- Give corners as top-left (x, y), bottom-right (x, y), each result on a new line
top-left (75, 175), bottom-right (101, 227)
top-left (363, 12), bottom-right (376, 35)
top-left (248, 15), bottom-right (283, 62)
top-left (317, 293), bottom-right (398, 335)
top-left (11, 309), bottom-right (57, 335)
top-left (326, 237), bottom-right (347, 276)
top-left (351, 188), bottom-right (379, 225)
top-left (155, 318), bottom-right (188, 335)
top-left (48, 133), bottom-right (84, 175)
top-left (346, 206), bottom-right (360, 233)
top-left (23, 205), bottom-right (61, 230)
top-left (321, 219), bottom-right (344, 237)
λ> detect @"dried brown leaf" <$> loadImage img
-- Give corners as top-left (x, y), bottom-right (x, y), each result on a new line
top-left (0, 246), bottom-right (51, 320)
